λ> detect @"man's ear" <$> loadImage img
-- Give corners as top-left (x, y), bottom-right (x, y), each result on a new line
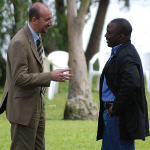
top-left (119, 33), bottom-right (125, 40)
top-left (32, 17), bottom-right (38, 24)
top-left (121, 33), bottom-right (125, 38)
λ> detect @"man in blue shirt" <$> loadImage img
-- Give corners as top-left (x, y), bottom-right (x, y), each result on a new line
top-left (97, 18), bottom-right (149, 150)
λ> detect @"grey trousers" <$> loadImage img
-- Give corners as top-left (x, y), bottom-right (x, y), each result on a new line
top-left (10, 98), bottom-right (45, 150)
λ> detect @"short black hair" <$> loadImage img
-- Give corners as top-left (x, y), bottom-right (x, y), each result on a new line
top-left (28, 6), bottom-right (40, 21)
top-left (110, 18), bottom-right (132, 37)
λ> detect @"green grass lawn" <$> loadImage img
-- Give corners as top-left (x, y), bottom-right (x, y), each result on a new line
top-left (0, 78), bottom-right (150, 150)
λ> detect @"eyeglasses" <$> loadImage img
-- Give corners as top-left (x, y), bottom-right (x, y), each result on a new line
top-left (39, 17), bottom-right (53, 24)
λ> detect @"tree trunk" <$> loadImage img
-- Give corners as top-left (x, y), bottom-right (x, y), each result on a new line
top-left (85, 0), bottom-right (109, 65)
top-left (64, 0), bottom-right (98, 120)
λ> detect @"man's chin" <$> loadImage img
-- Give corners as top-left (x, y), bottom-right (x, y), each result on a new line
top-left (41, 29), bottom-right (48, 33)
top-left (41, 31), bottom-right (47, 33)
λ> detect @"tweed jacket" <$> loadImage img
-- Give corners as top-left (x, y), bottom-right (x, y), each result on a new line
top-left (97, 41), bottom-right (149, 140)
top-left (0, 25), bottom-right (51, 125)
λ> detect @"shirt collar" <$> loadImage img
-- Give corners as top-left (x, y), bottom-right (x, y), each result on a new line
top-left (111, 44), bottom-right (122, 57)
top-left (28, 23), bottom-right (40, 44)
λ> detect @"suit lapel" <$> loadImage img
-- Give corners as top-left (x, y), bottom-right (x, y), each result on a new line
top-left (23, 25), bottom-right (43, 66)
top-left (101, 56), bottom-right (113, 75)
top-left (99, 55), bottom-right (116, 93)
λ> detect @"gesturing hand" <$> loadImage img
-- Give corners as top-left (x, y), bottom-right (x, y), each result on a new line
top-left (50, 68), bottom-right (73, 82)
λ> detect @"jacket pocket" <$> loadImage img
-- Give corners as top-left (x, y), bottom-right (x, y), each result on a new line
top-left (13, 87), bottom-right (37, 98)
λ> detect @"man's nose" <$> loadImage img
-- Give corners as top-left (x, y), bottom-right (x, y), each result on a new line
top-left (48, 21), bottom-right (53, 26)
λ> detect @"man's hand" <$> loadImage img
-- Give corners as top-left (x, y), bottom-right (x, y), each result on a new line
top-left (50, 68), bottom-right (73, 82)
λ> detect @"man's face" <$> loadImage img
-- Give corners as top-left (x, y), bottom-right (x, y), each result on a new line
top-left (37, 8), bottom-right (53, 33)
top-left (105, 22), bottom-right (121, 47)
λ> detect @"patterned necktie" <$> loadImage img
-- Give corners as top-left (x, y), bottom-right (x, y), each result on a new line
top-left (36, 38), bottom-right (46, 95)
top-left (37, 38), bottom-right (43, 64)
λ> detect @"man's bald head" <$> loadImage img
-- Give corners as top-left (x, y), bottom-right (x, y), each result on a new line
top-left (28, 2), bottom-right (49, 21)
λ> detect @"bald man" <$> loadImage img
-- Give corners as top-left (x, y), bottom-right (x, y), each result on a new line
top-left (0, 2), bottom-right (72, 150)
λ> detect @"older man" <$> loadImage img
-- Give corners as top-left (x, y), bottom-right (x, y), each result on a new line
top-left (0, 2), bottom-right (72, 150)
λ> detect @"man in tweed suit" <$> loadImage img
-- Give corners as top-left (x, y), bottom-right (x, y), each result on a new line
top-left (0, 2), bottom-right (72, 150)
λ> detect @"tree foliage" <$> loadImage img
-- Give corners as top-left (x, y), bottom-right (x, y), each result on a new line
top-left (0, 0), bottom-right (131, 86)
top-left (0, 0), bottom-right (13, 86)
top-left (11, 0), bottom-right (30, 34)
top-left (0, 52), bottom-right (6, 86)
top-left (42, 0), bottom-right (68, 55)
top-left (0, 0), bottom-right (14, 49)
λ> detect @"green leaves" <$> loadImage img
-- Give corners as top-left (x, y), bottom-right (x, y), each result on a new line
top-left (0, 52), bottom-right (6, 86)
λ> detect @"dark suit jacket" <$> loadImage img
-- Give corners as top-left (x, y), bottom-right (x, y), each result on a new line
top-left (97, 41), bottom-right (149, 140)
top-left (0, 25), bottom-right (52, 125)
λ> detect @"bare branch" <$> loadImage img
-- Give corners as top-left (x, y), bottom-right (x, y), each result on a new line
top-left (78, 0), bottom-right (90, 19)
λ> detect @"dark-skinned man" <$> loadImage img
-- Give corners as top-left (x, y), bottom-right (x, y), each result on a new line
top-left (97, 18), bottom-right (149, 150)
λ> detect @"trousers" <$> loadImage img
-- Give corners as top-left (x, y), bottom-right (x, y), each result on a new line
top-left (10, 97), bottom-right (45, 150)
top-left (101, 109), bottom-right (135, 150)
